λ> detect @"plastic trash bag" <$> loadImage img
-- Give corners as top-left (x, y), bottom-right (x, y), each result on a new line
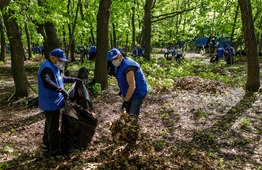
top-left (61, 81), bottom-right (97, 153)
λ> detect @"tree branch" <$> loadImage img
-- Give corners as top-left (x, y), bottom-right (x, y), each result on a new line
top-left (151, 7), bottom-right (195, 23)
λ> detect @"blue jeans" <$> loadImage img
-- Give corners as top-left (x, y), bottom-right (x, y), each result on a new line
top-left (126, 96), bottom-right (146, 117)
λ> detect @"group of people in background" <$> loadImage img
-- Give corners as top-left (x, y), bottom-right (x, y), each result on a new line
top-left (210, 44), bottom-right (235, 65)
top-left (77, 44), bottom-right (97, 60)
top-left (164, 46), bottom-right (184, 62)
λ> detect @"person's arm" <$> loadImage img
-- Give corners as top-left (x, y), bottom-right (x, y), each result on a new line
top-left (123, 66), bottom-right (138, 101)
top-left (125, 71), bottom-right (135, 102)
top-left (63, 76), bottom-right (79, 83)
top-left (41, 68), bottom-right (62, 92)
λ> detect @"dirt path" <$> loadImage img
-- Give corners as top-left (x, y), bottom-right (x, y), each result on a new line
top-left (0, 54), bottom-right (261, 169)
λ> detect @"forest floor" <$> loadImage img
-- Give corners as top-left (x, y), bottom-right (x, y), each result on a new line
top-left (0, 52), bottom-right (261, 170)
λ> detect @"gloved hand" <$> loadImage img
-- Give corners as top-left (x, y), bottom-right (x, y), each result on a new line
top-left (61, 89), bottom-right (68, 100)
top-left (118, 91), bottom-right (122, 97)
top-left (121, 101), bottom-right (129, 111)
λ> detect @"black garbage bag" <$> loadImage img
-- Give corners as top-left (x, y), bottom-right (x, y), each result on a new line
top-left (61, 81), bottom-right (97, 153)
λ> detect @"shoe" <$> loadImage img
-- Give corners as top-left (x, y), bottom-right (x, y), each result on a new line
top-left (42, 145), bottom-right (49, 152)
top-left (50, 154), bottom-right (63, 159)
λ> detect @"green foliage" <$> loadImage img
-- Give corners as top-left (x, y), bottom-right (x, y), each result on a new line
top-left (0, 162), bottom-right (9, 169)
top-left (92, 83), bottom-right (101, 94)
top-left (136, 57), bottom-right (245, 92)
top-left (240, 118), bottom-right (252, 128)
top-left (155, 140), bottom-right (165, 150)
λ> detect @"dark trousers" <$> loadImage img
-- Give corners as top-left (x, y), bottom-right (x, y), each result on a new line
top-left (43, 109), bottom-right (61, 156)
top-left (107, 60), bottom-right (115, 76)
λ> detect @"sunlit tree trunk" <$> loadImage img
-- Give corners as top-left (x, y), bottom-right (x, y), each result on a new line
top-left (38, 0), bottom-right (60, 55)
top-left (230, 5), bottom-right (239, 44)
top-left (238, 0), bottom-right (260, 92)
top-left (131, 0), bottom-right (136, 50)
top-left (36, 24), bottom-right (49, 59)
top-left (25, 19), bottom-right (31, 60)
top-left (143, 0), bottom-right (153, 60)
top-left (94, 0), bottom-right (112, 90)
top-left (0, 15), bottom-right (6, 62)
top-left (1, 0), bottom-right (30, 98)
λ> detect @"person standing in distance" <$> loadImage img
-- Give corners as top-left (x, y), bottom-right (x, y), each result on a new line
top-left (109, 48), bottom-right (149, 118)
top-left (38, 48), bottom-right (81, 158)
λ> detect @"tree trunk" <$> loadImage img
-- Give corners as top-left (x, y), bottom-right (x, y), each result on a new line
top-left (25, 20), bottom-right (32, 60)
top-left (90, 26), bottom-right (96, 45)
top-left (0, 15), bottom-right (6, 62)
top-left (37, 0), bottom-right (60, 56)
top-left (36, 24), bottom-right (49, 59)
top-left (230, 5), bottom-right (239, 44)
top-left (143, 0), bottom-right (153, 60)
top-left (238, 0), bottom-right (260, 92)
top-left (112, 23), bottom-right (116, 47)
top-left (131, 0), bottom-right (136, 50)
top-left (1, 0), bottom-right (30, 98)
top-left (94, 0), bottom-right (112, 90)
top-left (44, 22), bottom-right (60, 54)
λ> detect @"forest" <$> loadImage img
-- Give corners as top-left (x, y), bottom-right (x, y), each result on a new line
top-left (0, 0), bottom-right (261, 169)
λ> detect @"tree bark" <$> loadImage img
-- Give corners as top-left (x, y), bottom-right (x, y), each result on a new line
top-left (230, 5), bottom-right (239, 44)
top-left (238, 0), bottom-right (260, 92)
top-left (131, 0), bottom-right (136, 50)
top-left (25, 20), bottom-right (32, 60)
top-left (112, 23), bottom-right (116, 47)
top-left (36, 24), bottom-right (49, 59)
top-left (94, 0), bottom-right (112, 90)
top-left (44, 22), bottom-right (60, 54)
top-left (0, 15), bottom-right (6, 62)
top-left (0, 0), bottom-right (30, 98)
top-left (143, 0), bottom-right (153, 60)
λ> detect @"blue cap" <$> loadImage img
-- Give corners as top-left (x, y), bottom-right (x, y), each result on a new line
top-left (109, 48), bottom-right (121, 59)
top-left (51, 48), bottom-right (68, 62)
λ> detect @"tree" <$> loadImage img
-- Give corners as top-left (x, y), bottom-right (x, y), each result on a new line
top-left (0, 15), bottom-right (6, 62)
top-left (238, 0), bottom-right (260, 92)
top-left (143, 0), bottom-right (153, 60)
top-left (93, 0), bottom-right (112, 90)
top-left (0, 0), bottom-right (30, 98)
top-left (38, 0), bottom-right (60, 56)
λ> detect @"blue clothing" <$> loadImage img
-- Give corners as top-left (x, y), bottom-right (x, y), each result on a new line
top-left (115, 57), bottom-right (148, 100)
top-left (90, 46), bottom-right (96, 53)
top-left (228, 47), bottom-right (234, 56)
top-left (216, 47), bottom-right (225, 58)
top-left (125, 96), bottom-right (146, 117)
top-left (172, 48), bottom-right (176, 56)
top-left (38, 60), bottom-right (65, 111)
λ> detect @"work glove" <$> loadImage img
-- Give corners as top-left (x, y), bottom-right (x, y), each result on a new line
top-left (118, 91), bottom-right (122, 97)
top-left (121, 101), bottom-right (129, 111)
top-left (61, 89), bottom-right (69, 100)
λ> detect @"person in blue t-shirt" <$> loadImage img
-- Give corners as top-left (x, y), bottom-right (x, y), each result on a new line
top-left (38, 48), bottom-right (81, 158)
top-left (171, 46), bottom-right (176, 57)
top-left (210, 45), bottom-right (228, 63)
top-left (88, 45), bottom-right (96, 60)
top-left (108, 48), bottom-right (148, 117)
top-left (176, 48), bottom-right (183, 62)
top-left (225, 45), bottom-right (235, 65)
top-left (108, 48), bottom-right (149, 153)
top-left (164, 46), bottom-right (170, 60)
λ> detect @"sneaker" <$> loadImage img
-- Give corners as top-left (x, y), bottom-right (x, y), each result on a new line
top-left (42, 145), bottom-right (49, 152)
